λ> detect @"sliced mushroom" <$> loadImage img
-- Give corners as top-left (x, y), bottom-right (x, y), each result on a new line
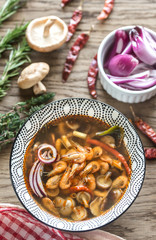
top-left (76, 192), bottom-right (91, 208)
top-left (112, 176), bottom-right (128, 189)
top-left (65, 120), bottom-right (79, 130)
top-left (46, 187), bottom-right (59, 197)
top-left (41, 197), bottom-right (60, 216)
top-left (96, 174), bottom-right (112, 189)
top-left (94, 189), bottom-right (109, 198)
top-left (26, 16), bottom-right (68, 52)
top-left (71, 206), bottom-right (87, 221)
top-left (59, 197), bottom-right (75, 217)
top-left (54, 196), bottom-right (65, 208)
top-left (101, 135), bottom-right (116, 148)
top-left (90, 197), bottom-right (104, 217)
top-left (110, 189), bottom-right (123, 202)
top-left (46, 175), bottom-right (61, 189)
top-left (17, 62), bottom-right (49, 95)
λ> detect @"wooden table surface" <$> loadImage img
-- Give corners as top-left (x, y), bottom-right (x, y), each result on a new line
top-left (0, 0), bottom-right (156, 239)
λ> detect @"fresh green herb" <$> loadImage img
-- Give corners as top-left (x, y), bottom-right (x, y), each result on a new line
top-left (0, 22), bottom-right (29, 55)
top-left (0, 0), bottom-right (25, 25)
top-left (0, 92), bottom-right (55, 150)
top-left (0, 38), bottom-right (31, 99)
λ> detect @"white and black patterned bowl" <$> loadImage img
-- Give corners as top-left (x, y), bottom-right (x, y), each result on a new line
top-left (10, 98), bottom-right (145, 232)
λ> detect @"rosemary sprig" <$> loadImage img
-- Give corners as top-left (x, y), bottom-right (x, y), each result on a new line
top-left (0, 22), bottom-right (29, 55)
top-left (0, 0), bottom-right (25, 25)
top-left (0, 92), bottom-right (55, 150)
top-left (0, 38), bottom-right (31, 99)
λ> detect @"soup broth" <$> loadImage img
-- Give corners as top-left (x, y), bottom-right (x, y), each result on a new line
top-left (24, 115), bottom-right (131, 221)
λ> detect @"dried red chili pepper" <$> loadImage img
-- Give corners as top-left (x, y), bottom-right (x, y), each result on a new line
top-left (87, 54), bottom-right (98, 99)
top-left (144, 148), bottom-right (156, 159)
top-left (62, 26), bottom-right (93, 82)
top-left (97, 0), bottom-right (114, 20)
top-left (66, 0), bottom-right (83, 42)
top-left (130, 106), bottom-right (156, 145)
top-left (61, 0), bottom-right (72, 8)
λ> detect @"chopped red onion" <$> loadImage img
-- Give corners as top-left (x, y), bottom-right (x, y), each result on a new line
top-left (104, 26), bottom-right (156, 91)
top-left (107, 70), bottom-right (150, 81)
top-left (129, 26), bottom-right (156, 65)
top-left (108, 54), bottom-right (139, 77)
top-left (104, 30), bottom-right (129, 68)
top-left (121, 42), bottom-right (132, 55)
top-left (126, 78), bottom-right (156, 89)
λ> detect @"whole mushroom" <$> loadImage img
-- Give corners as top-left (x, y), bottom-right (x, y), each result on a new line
top-left (17, 62), bottom-right (50, 95)
top-left (54, 196), bottom-right (65, 208)
top-left (76, 191), bottom-right (91, 208)
top-left (71, 206), bottom-right (87, 221)
top-left (46, 188), bottom-right (60, 197)
top-left (90, 197), bottom-right (106, 216)
top-left (96, 173), bottom-right (112, 189)
top-left (26, 16), bottom-right (68, 52)
top-left (112, 176), bottom-right (128, 189)
top-left (59, 197), bottom-right (75, 217)
top-left (41, 197), bottom-right (60, 216)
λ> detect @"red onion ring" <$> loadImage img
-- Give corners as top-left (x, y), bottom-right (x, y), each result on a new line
top-left (29, 160), bottom-right (40, 197)
top-left (35, 162), bottom-right (47, 197)
top-left (38, 144), bottom-right (57, 164)
top-left (29, 160), bottom-right (46, 198)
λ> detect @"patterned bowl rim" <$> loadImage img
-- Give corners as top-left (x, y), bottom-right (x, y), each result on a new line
top-left (10, 98), bottom-right (146, 232)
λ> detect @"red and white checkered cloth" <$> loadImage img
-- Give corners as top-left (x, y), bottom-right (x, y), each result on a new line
top-left (0, 204), bottom-right (125, 240)
top-left (0, 204), bottom-right (85, 240)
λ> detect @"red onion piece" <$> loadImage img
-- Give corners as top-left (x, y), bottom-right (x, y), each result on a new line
top-left (121, 42), bottom-right (132, 55)
top-left (33, 163), bottom-right (44, 198)
top-left (104, 30), bottom-right (129, 68)
top-left (38, 144), bottom-right (57, 164)
top-left (107, 70), bottom-right (150, 82)
top-left (126, 78), bottom-right (156, 89)
top-left (117, 78), bottom-right (156, 90)
top-left (29, 160), bottom-right (46, 198)
top-left (129, 26), bottom-right (156, 65)
top-left (108, 54), bottom-right (139, 77)
top-left (35, 162), bottom-right (47, 197)
top-left (29, 160), bottom-right (40, 197)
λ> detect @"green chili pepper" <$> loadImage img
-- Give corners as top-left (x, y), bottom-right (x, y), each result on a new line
top-left (96, 126), bottom-right (124, 147)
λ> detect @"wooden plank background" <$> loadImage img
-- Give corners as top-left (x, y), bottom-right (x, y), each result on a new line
top-left (0, 0), bottom-right (156, 239)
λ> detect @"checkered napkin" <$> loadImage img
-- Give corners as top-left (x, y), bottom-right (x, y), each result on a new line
top-left (0, 204), bottom-right (85, 240)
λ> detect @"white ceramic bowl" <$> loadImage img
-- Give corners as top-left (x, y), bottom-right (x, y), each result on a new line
top-left (98, 26), bottom-right (156, 103)
top-left (10, 98), bottom-right (145, 231)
